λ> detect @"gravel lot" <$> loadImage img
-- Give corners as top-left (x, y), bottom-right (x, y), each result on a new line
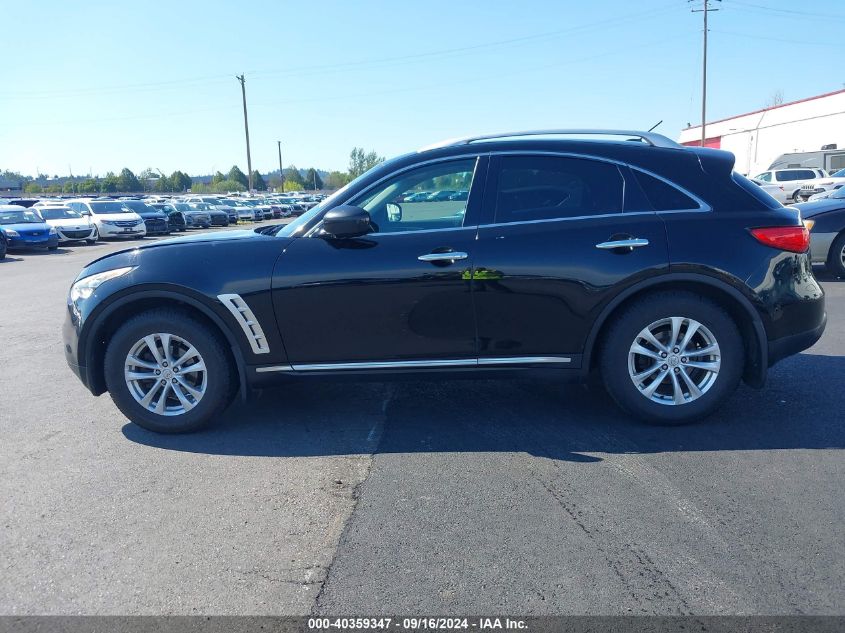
top-left (1, 226), bottom-right (843, 615)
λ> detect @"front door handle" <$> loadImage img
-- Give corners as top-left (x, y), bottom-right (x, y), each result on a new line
top-left (418, 251), bottom-right (468, 263)
top-left (595, 238), bottom-right (649, 250)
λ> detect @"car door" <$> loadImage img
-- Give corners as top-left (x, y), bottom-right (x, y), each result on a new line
top-left (471, 153), bottom-right (670, 367)
top-left (271, 156), bottom-right (487, 367)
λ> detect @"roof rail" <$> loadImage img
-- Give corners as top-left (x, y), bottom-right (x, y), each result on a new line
top-left (418, 129), bottom-right (683, 152)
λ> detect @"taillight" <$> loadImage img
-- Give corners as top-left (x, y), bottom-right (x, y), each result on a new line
top-left (750, 226), bottom-right (810, 253)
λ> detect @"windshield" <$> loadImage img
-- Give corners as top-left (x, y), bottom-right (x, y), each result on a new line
top-left (830, 187), bottom-right (845, 199)
top-left (174, 204), bottom-right (192, 211)
top-left (0, 209), bottom-right (42, 224)
top-left (38, 207), bottom-right (81, 220)
top-left (832, 169), bottom-right (845, 178)
top-left (121, 200), bottom-right (157, 213)
top-left (90, 201), bottom-right (131, 214)
top-left (201, 198), bottom-right (221, 205)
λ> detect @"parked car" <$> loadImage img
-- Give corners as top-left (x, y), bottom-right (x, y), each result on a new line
top-left (797, 187), bottom-right (845, 276)
top-left (168, 203), bottom-right (211, 229)
top-left (189, 202), bottom-right (229, 227)
top-left (223, 199), bottom-right (260, 221)
top-left (0, 205), bottom-right (59, 251)
top-left (150, 203), bottom-right (188, 232)
top-left (62, 129), bottom-right (825, 433)
top-left (65, 199), bottom-right (146, 239)
top-left (0, 230), bottom-right (6, 259)
top-left (36, 205), bottom-right (98, 244)
top-left (751, 168), bottom-right (827, 203)
top-left (807, 186), bottom-right (845, 202)
top-left (798, 168), bottom-right (845, 202)
top-left (183, 196), bottom-right (235, 224)
top-left (750, 179), bottom-right (786, 205)
top-left (120, 200), bottom-right (171, 236)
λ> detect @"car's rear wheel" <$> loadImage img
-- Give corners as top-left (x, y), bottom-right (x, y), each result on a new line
top-left (86, 229), bottom-right (98, 245)
top-left (600, 291), bottom-right (743, 425)
top-left (104, 309), bottom-right (236, 433)
top-left (826, 232), bottom-right (845, 277)
top-left (792, 190), bottom-right (803, 203)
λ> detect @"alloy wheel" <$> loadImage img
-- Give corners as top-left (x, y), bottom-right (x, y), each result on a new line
top-left (124, 333), bottom-right (207, 416)
top-left (628, 317), bottom-right (721, 406)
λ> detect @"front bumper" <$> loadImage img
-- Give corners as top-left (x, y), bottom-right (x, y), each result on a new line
top-left (7, 233), bottom-right (59, 249)
top-left (57, 227), bottom-right (97, 242)
top-left (99, 224), bottom-right (146, 238)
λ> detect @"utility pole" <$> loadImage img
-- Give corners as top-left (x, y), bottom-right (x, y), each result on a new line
top-left (691, 0), bottom-right (720, 146)
top-left (313, 170), bottom-right (317, 192)
top-left (277, 141), bottom-right (283, 192)
top-left (236, 74), bottom-right (254, 192)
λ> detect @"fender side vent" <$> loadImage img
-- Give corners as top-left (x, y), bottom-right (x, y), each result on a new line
top-left (217, 293), bottom-right (270, 354)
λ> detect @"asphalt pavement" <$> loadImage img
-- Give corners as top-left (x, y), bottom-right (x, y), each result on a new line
top-left (0, 226), bottom-right (842, 615)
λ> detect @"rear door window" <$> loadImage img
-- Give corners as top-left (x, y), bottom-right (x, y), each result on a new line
top-left (493, 155), bottom-right (623, 223)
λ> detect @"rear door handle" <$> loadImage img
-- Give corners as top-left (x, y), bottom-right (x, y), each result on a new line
top-left (595, 238), bottom-right (649, 250)
top-left (418, 251), bottom-right (468, 263)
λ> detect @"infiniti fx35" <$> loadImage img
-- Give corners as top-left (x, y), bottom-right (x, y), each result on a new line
top-left (63, 130), bottom-right (826, 433)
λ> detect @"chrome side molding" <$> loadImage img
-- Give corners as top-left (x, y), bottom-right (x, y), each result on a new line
top-left (254, 356), bottom-right (573, 373)
top-left (218, 293), bottom-right (270, 355)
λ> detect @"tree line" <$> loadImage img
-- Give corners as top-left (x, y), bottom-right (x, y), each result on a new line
top-left (4, 147), bottom-right (385, 195)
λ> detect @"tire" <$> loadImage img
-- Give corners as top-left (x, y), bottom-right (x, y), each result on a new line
top-left (827, 232), bottom-right (845, 277)
top-left (48, 245), bottom-right (58, 251)
top-left (792, 190), bottom-right (803, 204)
top-left (600, 291), bottom-right (743, 425)
top-left (104, 308), bottom-right (236, 433)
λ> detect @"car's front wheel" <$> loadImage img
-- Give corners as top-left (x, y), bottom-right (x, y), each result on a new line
top-left (600, 291), bottom-right (743, 425)
top-left (104, 309), bottom-right (236, 433)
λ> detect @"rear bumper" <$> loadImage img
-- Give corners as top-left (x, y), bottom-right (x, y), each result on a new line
top-left (768, 312), bottom-right (826, 367)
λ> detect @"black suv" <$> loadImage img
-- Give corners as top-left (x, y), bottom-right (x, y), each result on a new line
top-left (63, 130), bottom-right (826, 433)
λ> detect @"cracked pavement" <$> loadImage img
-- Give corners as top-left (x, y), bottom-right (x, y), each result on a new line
top-left (1, 230), bottom-right (843, 615)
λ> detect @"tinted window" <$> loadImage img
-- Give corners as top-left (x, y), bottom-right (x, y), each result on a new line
top-left (494, 155), bottom-right (622, 223)
top-left (90, 201), bottom-right (130, 214)
top-left (778, 169), bottom-right (814, 181)
top-left (632, 170), bottom-right (700, 211)
top-left (754, 172), bottom-right (772, 182)
top-left (733, 173), bottom-right (782, 210)
top-left (353, 159), bottom-right (476, 234)
top-left (39, 207), bottom-right (81, 220)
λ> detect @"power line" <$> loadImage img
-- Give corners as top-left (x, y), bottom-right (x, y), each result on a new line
top-left (726, 0), bottom-right (845, 20)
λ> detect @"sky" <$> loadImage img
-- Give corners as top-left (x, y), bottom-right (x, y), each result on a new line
top-left (2, 0), bottom-right (843, 178)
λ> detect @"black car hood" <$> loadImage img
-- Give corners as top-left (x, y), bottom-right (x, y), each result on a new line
top-left (80, 229), bottom-right (289, 274)
top-left (795, 199), bottom-right (845, 218)
top-left (138, 211), bottom-right (167, 219)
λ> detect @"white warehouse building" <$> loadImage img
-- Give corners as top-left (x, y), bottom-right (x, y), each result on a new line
top-left (677, 88), bottom-right (845, 177)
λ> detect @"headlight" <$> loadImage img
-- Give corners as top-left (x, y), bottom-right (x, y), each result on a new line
top-left (803, 219), bottom-right (815, 231)
top-left (4, 229), bottom-right (19, 237)
top-left (49, 227), bottom-right (57, 235)
top-left (69, 267), bottom-right (135, 305)
top-left (100, 220), bottom-right (116, 226)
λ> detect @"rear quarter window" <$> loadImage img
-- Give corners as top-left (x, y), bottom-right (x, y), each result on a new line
top-left (732, 173), bottom-right (782, 210)
top-left (631, 171), bottom-right (701, 211)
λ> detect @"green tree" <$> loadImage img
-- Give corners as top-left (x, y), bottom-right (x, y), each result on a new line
top-left (211, 179), bottom-right (246, 193)
top-left (62, 180), bottom-right (76, 194)
top-left (228, 165), bottom-right (249, 189)
top-left (45, 183), bottom-right (63, 194)
top-left (304, 168), bottom-right (323, 191)
top-left (348, 147), bottom-right (384, 179)
top-left (23, 182), bottom-right (43, 194)
top-left (78, 179), bottom-right (99, 193)
top-left (154, 175), bottom-right (171, 192)
top-left (169, 170), bottom-right (192, 192)
top-left (324, 170), bottom-right (350, 190)
top-left (100, 172), bottom-right (119, 193)
top-left (284, 165), bottom-right (304, 187)
top-left (251, 170), bottom-right (266, 191)
top-left (283, 180), bottom-right (302, 192)
top-left (211, 171), bottom-right (226, 186)
top-left (117, 168), bottom-right (141, 192)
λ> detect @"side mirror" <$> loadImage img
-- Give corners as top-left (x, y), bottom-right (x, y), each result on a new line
top-left (321, 205), bottom-right (373, 238)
